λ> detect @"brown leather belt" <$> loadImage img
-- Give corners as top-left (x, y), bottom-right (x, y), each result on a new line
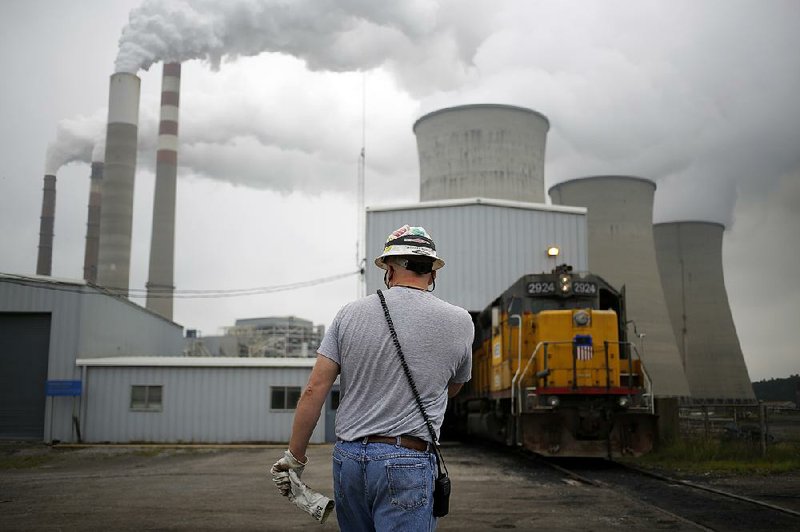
top-left (362, 434), bottom-right (430, 452)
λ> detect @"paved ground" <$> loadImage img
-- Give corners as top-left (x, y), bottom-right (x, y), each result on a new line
top-left (0, 442), bottom-right (791, 531)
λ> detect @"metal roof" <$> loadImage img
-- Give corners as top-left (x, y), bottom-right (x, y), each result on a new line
top-left (75, 356), bottom-right (318, 368)
top-left (367, 197), bottom-right (586, 215)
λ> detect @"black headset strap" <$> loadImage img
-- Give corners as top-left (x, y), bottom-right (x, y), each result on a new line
top-left (377, 289), bottom-right (447, 477)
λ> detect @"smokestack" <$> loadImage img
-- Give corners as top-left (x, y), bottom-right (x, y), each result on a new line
top-left (654, 221), bottom-right (756, 403)
top-left (146, 63), bottom-right (181, 319)
top-left (414, 104), bottom-right (550, 203)
top-left (96, 73), bottom-right (141, 296)
top-left (83, 161), bottom-right (104, 283)
top-left (35, 174), bottom-right (57, 276)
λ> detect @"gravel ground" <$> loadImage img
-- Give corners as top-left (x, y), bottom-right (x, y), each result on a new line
top-left (1, 442), bottom-right (797, 531)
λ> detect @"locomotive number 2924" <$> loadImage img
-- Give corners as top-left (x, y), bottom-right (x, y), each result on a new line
top-left (527, 282), bottom-right (555, 295)
top-left (573, 282), bottom-right (597, 295)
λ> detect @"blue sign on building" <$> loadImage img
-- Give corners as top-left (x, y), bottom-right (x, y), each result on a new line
top-left (45, 380), bottom-right (82, 397)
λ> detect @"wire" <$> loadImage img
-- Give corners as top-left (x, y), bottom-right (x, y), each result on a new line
top-left (0, 270), bottom-right (360, 300)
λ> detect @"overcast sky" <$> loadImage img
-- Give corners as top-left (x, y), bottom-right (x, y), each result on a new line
top-left (1, 0), bottom-right (797, 381)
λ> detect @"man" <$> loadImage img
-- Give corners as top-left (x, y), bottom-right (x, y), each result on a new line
top-left (271, 225), bottom-right (474, 531)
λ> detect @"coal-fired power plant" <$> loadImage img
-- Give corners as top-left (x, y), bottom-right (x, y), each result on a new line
top-left (96, 72), bottom-right (141, 296)
top-left (82, 161), bottom-right (104, 283)
top-left (549, 176), bottom-right (691, 398)
top-left (35, 174), bottom-right (57, 276)
top-left (654, 221), bottom-right (756, 403)
top-left (146, 63), bottom-right (181, 320)
top-left (414, 104), bottom-right (550, 203)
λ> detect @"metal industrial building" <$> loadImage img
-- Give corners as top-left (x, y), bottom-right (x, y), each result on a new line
top-left (366, 198), bottom-right (588, 311)
top-left (187, 316), bottom-right (325, 358)
top-left (414, 104), bottom-right (550, 204)
top-left (0, 274), bottom-right (183, 442)
top-left (75, 357), bottom-right (332, 444)
top-left (653, 222), bottom-right (755, 403)
top-left (1, 275), bottom-right (331, 444)
top-left (549, 176), bottom-right (691, 398)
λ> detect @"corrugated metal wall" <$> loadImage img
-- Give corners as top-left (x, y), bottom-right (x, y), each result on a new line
top-left (82, 366), bottom-right (322, 444)
top-left (0, 277), bottom-right (185, 442)
top-left (366, 200), bottom-right (587, 312)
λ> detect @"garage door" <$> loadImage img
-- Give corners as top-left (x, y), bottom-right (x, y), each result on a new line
top-left (0, 313), bottom-right (51, 439)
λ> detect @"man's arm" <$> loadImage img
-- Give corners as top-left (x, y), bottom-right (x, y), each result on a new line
top-left (288, 354), bottom-right (340, 462)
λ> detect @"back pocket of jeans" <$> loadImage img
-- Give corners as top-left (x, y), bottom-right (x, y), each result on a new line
top-left (386, 462), bottom-right (428, 510)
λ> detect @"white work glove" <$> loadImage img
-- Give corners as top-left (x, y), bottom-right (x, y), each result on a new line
top-left (270, 450), bottom-right (307, 497)
top-left (286, 470), bottom-right (335, 524)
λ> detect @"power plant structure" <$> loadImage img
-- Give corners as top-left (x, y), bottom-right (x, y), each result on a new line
top-left (146, 63), bottom-right (181, 320)
top-left (96, 72), bottom-right (141, 296)
top-left (654, 222), bottom-right (756, 403)
top-left (82, 161), bottom-right (104, 283)
top-left (35, 174), bottom-right (57, 276)
top-left (549, 176), bottom-right (691, 398)
top-left (414, 104), bottom-right (550, 203)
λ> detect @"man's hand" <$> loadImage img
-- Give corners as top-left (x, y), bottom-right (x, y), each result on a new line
top-left (270, 450), bottom-right (307, 497)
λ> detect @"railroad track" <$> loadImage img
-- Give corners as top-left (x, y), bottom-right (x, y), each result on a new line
top-left (532, 453), bottom-right (800, 531)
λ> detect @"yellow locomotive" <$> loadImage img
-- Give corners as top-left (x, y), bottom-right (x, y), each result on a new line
top-left (451, 265), bottom-right (656, 457)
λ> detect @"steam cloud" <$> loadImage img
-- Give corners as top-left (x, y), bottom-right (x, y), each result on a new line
top-left (45, 112), bottom-right (106, 175)
top-left (114, 0), bottom-right (477, 84)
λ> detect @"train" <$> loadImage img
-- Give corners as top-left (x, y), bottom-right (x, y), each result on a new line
top-left (449, 265), bottom-right (657, 458)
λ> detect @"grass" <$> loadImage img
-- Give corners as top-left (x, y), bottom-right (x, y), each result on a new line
top-left (628, 438), bottom-right (800, 475)
top-left (0, 453), bottom-right (56, 470)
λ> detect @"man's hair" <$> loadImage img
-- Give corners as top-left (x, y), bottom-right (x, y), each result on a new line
top-left (385, 255), bottom-right (435, 275)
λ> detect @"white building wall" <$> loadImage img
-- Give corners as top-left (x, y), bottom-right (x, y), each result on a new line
top-left (79, 359), bottom-right (322, 444)
top-left (366, 199), bottom-right (587, 312)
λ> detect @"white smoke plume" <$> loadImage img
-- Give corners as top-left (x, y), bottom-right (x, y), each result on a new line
top-left (114, 0), bottom-right (485, 94)
top-left (44, 112), bottom-right (107, 175)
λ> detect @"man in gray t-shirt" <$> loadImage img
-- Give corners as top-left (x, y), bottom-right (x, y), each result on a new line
top-left (271, 225), bottom-right (473, 531)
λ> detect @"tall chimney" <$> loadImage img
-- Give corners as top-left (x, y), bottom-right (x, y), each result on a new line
top-left (96, 73), bottom-right (141, 296)
top-left (36, 174), bottom-right (57, 276)
top-left (83, 161), bottom-right (104, 283)
top-left (146, 63), bottom-right (181, 319)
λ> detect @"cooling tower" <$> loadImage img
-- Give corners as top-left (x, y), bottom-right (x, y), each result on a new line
top-left (82, 161), bottom-right (103, 283)
top-left (35, 174), bottom-right (57, 276)
top-left (549, 176), bottom-right (690, 397)
top-left (146, 63), bottom-right (181, 320)
top-left (654, 222), bottom-right (755, 403)
top-left (414, 104), bottom-right (550, 203)
top-left (96, 73), bottom-right (141, 296)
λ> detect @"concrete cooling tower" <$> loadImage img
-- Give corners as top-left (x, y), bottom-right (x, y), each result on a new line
top-left (549, 176), bottom-right (690, 398)
top-left (35, 174), bottom-right (57, 276)
top-left (654, 222), bottom-right (755, 403)
top-left (146, 63), bottom-right (181, 320)
top-left (83, 161), bottom-right (103, 283)
top-left (97, 72), bottom-right (141, 296)
top-left (414, 104), bottom-right (550, 203)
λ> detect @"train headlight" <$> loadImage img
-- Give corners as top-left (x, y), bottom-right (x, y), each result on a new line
top-left (559, 274), bottom-right (571, 293)
top-left (573, 310), bottom-right (590, 327)
top-left (547, 396), bottom-right (560, 408)
top-left (618, 397), bottom-right (630, 408)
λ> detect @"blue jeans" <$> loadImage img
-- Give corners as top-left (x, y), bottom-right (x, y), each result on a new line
top-left (333, 440), bottom-right (438, 532)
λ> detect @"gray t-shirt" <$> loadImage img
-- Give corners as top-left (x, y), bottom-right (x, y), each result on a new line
top-left (318, 286), bottom-right (474, 442)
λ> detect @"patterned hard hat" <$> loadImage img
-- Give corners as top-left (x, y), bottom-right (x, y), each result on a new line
top-left (374, 225), bottom-right (445, 271)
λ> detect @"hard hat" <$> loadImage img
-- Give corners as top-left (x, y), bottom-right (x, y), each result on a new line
top-left (374, 225), bottom-right (445, 271)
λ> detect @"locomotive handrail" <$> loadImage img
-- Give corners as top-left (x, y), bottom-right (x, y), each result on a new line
top-left (512, 340), bottom-right (574, 417)
top-left (511, 341), bottom-right (544, 416)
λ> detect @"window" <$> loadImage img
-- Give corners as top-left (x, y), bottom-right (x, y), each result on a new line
top-left (130, 385), bottom-right (163, 412)
top-left (271, 386), bottom-right (301, 411)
